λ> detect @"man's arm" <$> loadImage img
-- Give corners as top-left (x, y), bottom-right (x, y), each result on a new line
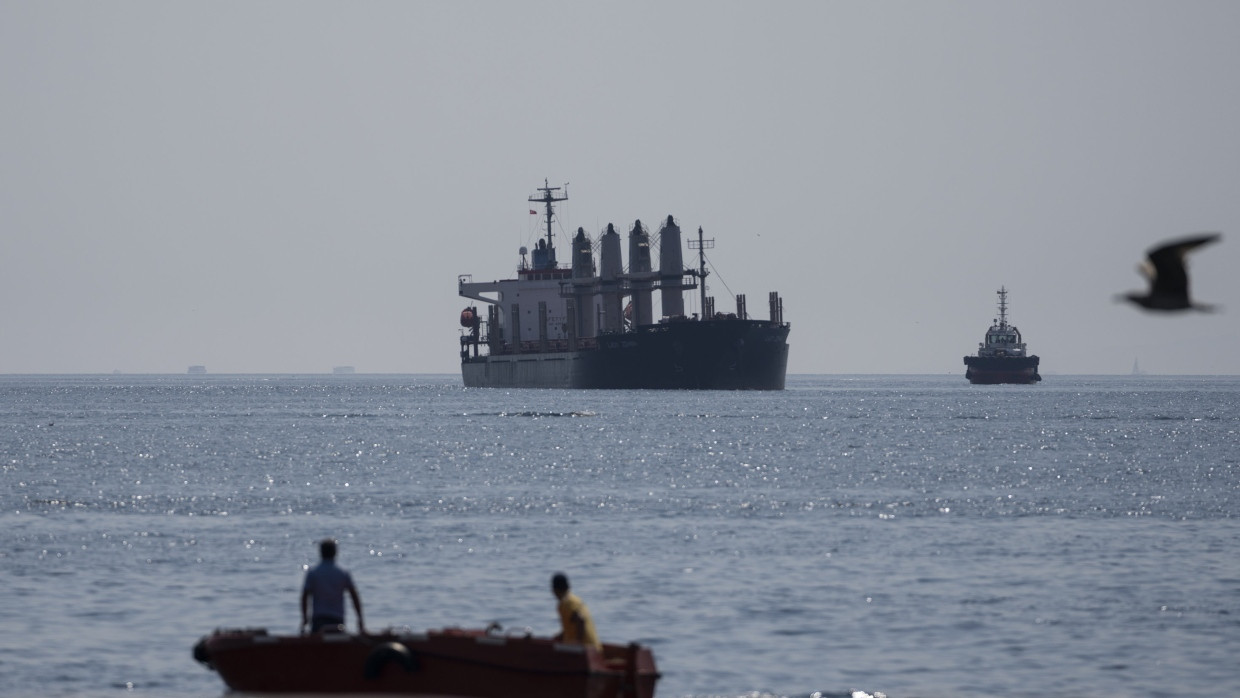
top-left (348, 584), bottom-right (366, 634)
top-left (571, 611), bottom-right (587, 644)
top-left (300, 588), bottom-right (311, 634)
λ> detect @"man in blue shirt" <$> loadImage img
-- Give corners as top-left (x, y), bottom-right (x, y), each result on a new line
top-left (300, 538), bottom-right (366, 634)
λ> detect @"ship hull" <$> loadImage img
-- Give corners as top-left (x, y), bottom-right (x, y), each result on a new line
top-left (463, 319), bottom-right (789, 390)
top-left (963, 355), bottom-right (1041, 384)
top-left (194, 627), bottom-right (658, 698)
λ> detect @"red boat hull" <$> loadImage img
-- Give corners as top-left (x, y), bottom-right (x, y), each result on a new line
top-left (194, 627), bottom-right (658, 698)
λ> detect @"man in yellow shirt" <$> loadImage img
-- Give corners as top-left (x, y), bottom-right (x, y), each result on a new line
top-left (551, 572), bottom-right (601, 650)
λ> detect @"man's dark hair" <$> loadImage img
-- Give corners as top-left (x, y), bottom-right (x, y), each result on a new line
top-left (551, 572), bottom-right (569, 592)
top-left (320, 539), bottom-right (337, 560)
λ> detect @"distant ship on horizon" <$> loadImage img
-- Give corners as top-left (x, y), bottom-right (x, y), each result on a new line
top-left (457, 180), bottom-right (790, 389)
top-left (187, 365), bottom-right (207, 375)
top-left (963, 287), bottom-right (1041, 384)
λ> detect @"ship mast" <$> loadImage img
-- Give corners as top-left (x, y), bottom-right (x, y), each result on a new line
top-left (530, 179), bottom-right (568, 267)
top-left (996, 286), bottom-right (1009, 328)
top-left (688, 226), bottom-right (714, 316)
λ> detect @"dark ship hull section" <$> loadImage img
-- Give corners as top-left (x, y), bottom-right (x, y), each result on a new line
top-left (963, 355), bottom-right (1041, 384)
top-left (463, 319), bottom-right (788, 390)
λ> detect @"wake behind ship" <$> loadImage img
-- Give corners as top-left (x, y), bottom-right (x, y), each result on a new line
top-left (458, 181), bottom-right (790, 389)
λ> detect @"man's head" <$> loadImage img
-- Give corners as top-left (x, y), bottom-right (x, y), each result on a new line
top-left (551, 572), bottom-right (569, 599)
top-left (319, 538), bottom-right (338, 561)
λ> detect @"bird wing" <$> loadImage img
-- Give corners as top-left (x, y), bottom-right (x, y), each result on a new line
top-left (1137, 259), bottom-right (1155, 282)
top-left (1145, 233), bottom-right (1221, 296)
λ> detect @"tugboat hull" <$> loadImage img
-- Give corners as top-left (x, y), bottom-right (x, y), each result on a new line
top-left (963, 355), bottom-right (1041, 384)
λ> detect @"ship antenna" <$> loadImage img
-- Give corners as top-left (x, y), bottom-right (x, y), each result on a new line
top-left (997, 286), bottom-right (1009, 328)
top-left (688, 226), bottom-right (714, 316)
top-left (530, 178), bottom-right (568, 267)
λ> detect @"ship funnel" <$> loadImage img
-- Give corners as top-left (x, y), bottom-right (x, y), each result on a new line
top-left (628, 220), bottom-right (653, 327)
top-left (571, 228), bottom-right (596, 338)
top-left (599, 223), bottom-right (624, 333)
top-left (531, 238), bottom-right (553, 270)
top-left (572, 227), bottom-right (595, 279)
top-left (658, 214), bottom-right (685, 318)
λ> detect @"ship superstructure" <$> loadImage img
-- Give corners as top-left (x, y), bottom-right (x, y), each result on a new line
top-left (458, 181), bottom-right (790, 389)
top-left (963, 287), bottom-right (1041, 384)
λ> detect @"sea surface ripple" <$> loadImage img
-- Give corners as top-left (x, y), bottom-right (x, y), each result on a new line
top-left (1, 374), bottom-right (1237, 698)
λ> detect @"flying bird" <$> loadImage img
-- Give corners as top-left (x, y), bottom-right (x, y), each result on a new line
top-left (1120, 233), bottom-right (1221, 311)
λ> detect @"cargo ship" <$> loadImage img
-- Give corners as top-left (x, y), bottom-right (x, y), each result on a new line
top-left (963, 287), bottom-right (1041, 384)
top-left (458, 181), bottom-right (790, 389)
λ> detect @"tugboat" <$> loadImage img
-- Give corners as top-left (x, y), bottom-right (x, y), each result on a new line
top-left (457, 181), bottom-right (790, 389)
top-left (963, 287), bottom-right (1041, 384)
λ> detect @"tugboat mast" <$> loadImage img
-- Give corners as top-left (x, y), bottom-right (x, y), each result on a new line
top-left (530, 179), bottom-right (568, 267)
top-left (996, 286), bottom-right (1009, 328)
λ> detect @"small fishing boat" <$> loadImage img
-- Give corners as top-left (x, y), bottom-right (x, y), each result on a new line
top-left (193, 625), bottom-right (659, 698)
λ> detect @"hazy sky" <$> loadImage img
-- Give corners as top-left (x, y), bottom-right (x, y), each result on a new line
top-left (3, 1), bottom-right (1238, 375)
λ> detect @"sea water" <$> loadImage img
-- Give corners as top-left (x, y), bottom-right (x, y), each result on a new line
top-left (1, 374), bottom-right (1237, 698)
